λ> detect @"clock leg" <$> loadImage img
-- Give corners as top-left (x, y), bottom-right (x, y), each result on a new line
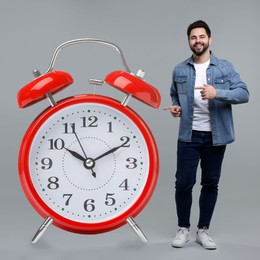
top-left (31, 217), bottom-right (53, 244)
top-left (126, 217), bottom-right (148, 243)
top-left (32, 69), bottom-right (57, 107)
top-left (121, 93), bottom-right (132, 106)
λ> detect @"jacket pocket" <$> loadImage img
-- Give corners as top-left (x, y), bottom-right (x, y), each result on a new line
top-left (175, 75), bottom-right (188, 94)
top-left (214, 75), bottom-right (229, 89)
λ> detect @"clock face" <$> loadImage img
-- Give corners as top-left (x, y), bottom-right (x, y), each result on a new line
top-left (19, 95), bottom-right (158, 233)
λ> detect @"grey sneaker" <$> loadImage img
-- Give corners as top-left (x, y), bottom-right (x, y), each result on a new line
top-left (196, 228), bottom-right (217, 250)
top-left (171, 227), bottom-right (190, 248)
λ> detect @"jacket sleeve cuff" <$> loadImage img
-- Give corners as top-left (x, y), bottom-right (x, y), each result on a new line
top-left (216, 89), bottom-right (227, 100)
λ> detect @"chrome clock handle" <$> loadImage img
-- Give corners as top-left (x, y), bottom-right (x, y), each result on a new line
top-left (45, 38), bottom-right (132, 74)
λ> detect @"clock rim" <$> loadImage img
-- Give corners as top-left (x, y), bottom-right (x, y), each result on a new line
top-left (18, 94), bottom-right (159, 234)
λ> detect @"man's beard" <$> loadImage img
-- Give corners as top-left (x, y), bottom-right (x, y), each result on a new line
top-left (190, 42), bottom-right (209, 56)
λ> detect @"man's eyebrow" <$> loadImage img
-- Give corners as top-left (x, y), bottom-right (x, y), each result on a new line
top-left (190, 34), bottom-right (207, 38)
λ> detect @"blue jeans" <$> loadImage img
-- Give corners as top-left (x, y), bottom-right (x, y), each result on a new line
top-left (175, 131), bottom-right (226, 229)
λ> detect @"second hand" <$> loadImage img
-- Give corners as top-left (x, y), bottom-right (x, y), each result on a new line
top-left (74, 132), bottom-right (96, 178)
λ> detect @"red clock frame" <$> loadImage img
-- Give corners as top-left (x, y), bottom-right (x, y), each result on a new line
top-left (18, 94), bottom-right (159, 234)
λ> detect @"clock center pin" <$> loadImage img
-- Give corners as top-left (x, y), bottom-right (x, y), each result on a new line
top-left (84, 158), bottom-right (95, 169)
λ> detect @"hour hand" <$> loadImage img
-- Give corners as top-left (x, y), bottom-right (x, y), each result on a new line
top-left (65, 148), bottom-right (96, 178)
top-left (65, 148), bottom-right (85, 161)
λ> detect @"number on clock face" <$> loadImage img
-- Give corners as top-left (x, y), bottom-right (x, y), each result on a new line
top-left (29, 102), bottom-right (150, 223)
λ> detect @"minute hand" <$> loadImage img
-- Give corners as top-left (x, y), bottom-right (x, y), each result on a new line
top-left (94, 143), bottom-right (127, 161)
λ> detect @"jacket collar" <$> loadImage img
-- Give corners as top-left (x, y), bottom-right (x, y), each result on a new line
top-left (186, 51), bottom-right (218, 66)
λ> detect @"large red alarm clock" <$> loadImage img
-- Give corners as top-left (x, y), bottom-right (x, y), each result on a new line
top-left (17, 39), bottom-right (161, 243)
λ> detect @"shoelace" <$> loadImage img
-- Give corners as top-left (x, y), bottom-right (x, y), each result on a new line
top-left (176, 228), bottom-right (187, 239)
top-left (199, 229), bottom-right (214, 242)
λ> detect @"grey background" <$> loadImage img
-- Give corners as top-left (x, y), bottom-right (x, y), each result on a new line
top-left (1, 0), bottom-right (259, 259)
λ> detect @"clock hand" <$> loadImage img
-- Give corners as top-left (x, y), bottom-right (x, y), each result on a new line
top-left (65, 132), bottom-right (96, 178)
top-left (74, 132), bottom-right (88, 159)
top-left (72, 132), bottom-right (96, 178)
top-left (65, 147), bottom-right (97, 178)
top-left (94, 142), bottom-right (128, 161)
top-left (65, 148), bottom-right (85, 161)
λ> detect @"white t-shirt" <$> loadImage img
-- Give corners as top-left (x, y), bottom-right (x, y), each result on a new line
top-left (192, 60), bottom-right (211, 131)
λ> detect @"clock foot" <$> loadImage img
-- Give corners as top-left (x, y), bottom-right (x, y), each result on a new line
top-left (126, 217), bottom-right (148, 243)
top-left (31, 217), bottom-right (53, 244)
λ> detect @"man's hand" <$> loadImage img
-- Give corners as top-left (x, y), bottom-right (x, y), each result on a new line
top-left (164, 105), bottom-right (182, 117)
top-left (195, 84), bottom-right (217, 100)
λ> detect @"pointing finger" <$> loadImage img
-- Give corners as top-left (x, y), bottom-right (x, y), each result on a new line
top-left (194, 86), bottom-right (204, 90)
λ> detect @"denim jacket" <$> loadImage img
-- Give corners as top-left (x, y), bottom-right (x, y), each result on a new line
top-left (170, 52), bottom-right (249, 146)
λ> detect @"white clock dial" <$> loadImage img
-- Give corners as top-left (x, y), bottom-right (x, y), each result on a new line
top-left (29, 102), bottom-right (150, 223)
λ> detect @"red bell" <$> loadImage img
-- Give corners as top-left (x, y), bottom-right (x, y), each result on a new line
top-left (104, 70), bottom-right (161, 109)
top-left (17, 70), bottom-right (74, 108)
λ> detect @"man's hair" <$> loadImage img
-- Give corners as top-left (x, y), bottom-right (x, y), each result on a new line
top-left (187, 20), bottom-right (211, 38)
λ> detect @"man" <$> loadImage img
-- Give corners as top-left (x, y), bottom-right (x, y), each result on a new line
top-left (164, 20), bottom-right (249, 250)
